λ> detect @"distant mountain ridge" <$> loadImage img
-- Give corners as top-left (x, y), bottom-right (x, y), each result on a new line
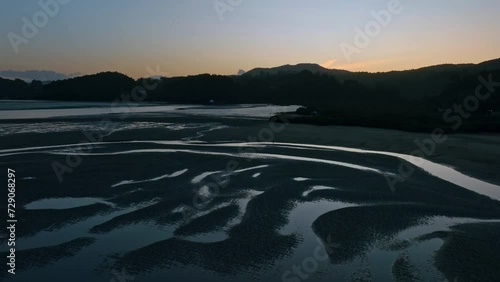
top-left (245, 63), bottom-right (351, 77)
top-left (244, 58), bottom-right (500, 98)
top-left (0, 70), bottom-right (78, 82)
top-left (245, 58), bottom-right (500, 77)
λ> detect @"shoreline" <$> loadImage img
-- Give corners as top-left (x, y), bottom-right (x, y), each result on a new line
top-left (272, 111), bottom-right (500, 134)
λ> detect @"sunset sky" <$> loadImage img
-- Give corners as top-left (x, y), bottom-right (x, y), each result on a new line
top-left (1, 0), bottom-right (499, 79)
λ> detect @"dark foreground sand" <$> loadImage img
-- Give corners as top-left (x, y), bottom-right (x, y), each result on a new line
top-left (1, 112), bottom-right (499, 281)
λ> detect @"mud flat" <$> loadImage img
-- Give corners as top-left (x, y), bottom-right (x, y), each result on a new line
top-left (1, 106), bottom-right (500, 281)
top-left (0, 238), bottom-right (95, 277)
top-left (431, 222), bottom-right (500, 281)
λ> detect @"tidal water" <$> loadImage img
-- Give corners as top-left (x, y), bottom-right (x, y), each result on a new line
top-left (1, 101), bottom-right (499, 282)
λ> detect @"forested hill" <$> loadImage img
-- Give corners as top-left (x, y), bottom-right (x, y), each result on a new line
top-left (0, 77), bottom-right (42, 100)
top-left (244, 58), bottom-right (500, 99)
top-left (39, 72), bottom-right (136, 101)
top-left (0, 58), bottom-right (499, 109)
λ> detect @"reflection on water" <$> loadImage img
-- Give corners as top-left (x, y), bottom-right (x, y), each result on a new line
top-left (294, 177), bottom-right (310, 182)
top-left (302, 186), bottom-right (338, 197)
top-left (25, 197), bottom-right (115, 210)
top-left (11, 139), bottom-right (496, 200)
top-left (0, 121), bottom-right (227, 136)
top-left (258, 141), bottom-right (500, 201)
top-left (0, 102), bottom-right (299, 120)
top-left (111, 169), bottom-right (188, 188)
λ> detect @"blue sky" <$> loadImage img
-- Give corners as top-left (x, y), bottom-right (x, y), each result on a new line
top-left (1, 0), bottom-right (499, 78)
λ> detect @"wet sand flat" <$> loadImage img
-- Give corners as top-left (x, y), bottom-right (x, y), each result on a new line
top-left (1, 106), bottom-right (500, 282)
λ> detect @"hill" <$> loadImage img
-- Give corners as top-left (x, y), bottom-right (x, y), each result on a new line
top-left (39, 72), bottom-right (136, 101)
top-left (0, 77), bottom-right (41, 99)
top-left (245, 63), bottom-right (350, 77)
top-left (244, 59), bottom-right (500, 99)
